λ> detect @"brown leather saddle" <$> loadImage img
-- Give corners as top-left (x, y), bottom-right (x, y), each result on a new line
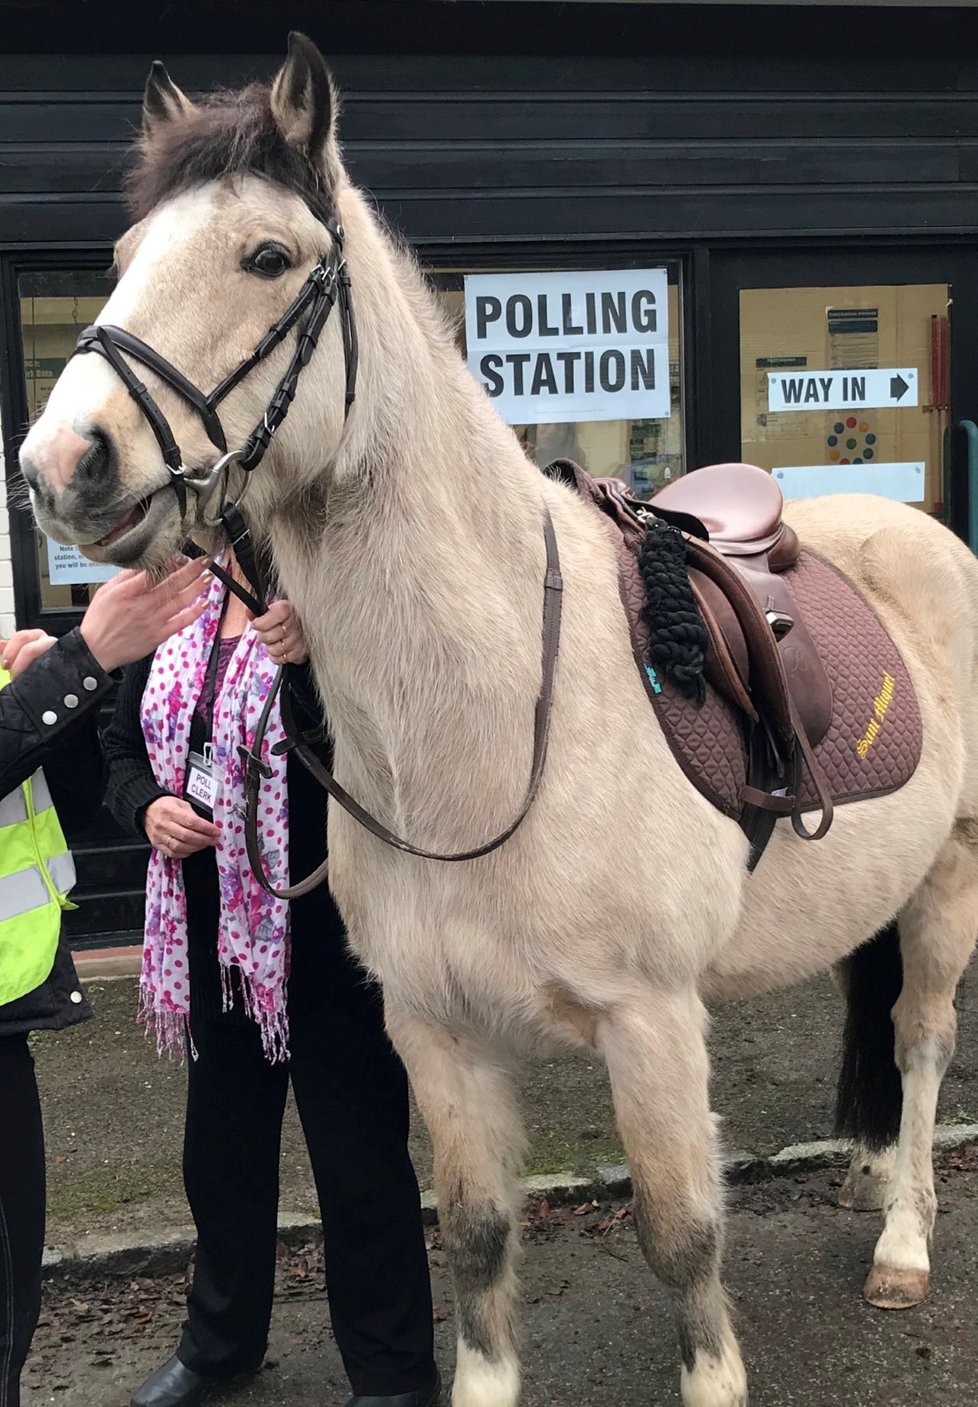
top-left (552, 460), bottom-right (836, 861)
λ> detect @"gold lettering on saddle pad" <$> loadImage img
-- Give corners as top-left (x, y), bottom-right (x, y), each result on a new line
top-left (856, 672), bottom-right (896, 759)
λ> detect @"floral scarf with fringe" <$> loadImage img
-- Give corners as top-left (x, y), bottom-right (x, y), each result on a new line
top-left (139, 566), bottom-right (291, 1061)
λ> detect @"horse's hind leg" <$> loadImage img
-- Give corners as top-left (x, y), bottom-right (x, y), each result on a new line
top-left (865, 824), bottom-right (978, 1309)
top-left (386, 1004), bottom-right (524, 1407)
top-left (833, 924), bottom-right (904, 1212)
top-left (599, 988), bottom-right (747, 1407)
top-left (838, 1145), bottom-right (896, 1212)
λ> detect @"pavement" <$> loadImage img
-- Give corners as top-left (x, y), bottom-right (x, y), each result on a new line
top-left (33, 967), bottom-right (978, 1247)
top-left (23, 1144), bottom-right (978, 1407)
top-left (22, 960), bottom-right (978, 1404)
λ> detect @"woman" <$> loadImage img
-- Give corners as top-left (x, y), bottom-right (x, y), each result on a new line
top-left (0, 557), bottom-right (212, 1407)
top-left (104, 554), bottom-right (438, 1407)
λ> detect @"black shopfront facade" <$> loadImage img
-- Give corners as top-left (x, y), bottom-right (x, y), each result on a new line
top-left (2, 0), bottom-right (977, 946)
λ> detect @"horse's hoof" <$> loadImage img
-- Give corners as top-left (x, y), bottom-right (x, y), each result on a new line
top-left (863, 1263), bottom-right (930, 1309)
top-left (838, 1169), bottom-right (887, 1212)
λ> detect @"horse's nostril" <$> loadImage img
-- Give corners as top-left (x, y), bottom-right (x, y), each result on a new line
top-left (20, 451), bottom-right (39, 489)
top-left (76, 430), bottom-right (113, 485)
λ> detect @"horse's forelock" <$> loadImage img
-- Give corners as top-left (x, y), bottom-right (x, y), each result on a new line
top-left (126, 82), bottom-right (334, 224)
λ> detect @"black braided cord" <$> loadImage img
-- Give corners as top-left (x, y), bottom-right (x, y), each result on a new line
top-left (637, 520), bottom-right (708, 704)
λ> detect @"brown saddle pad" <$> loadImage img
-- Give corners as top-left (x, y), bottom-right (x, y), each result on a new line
top-left (612, 511), bottom-right (922, 822)
top-left (557, 461), bottom-right (923, 827)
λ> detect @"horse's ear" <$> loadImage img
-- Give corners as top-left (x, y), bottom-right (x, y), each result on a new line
top-left (143, 60), bottom-right (195, 135)
top-left (270, 31), bottom-right (338, 167)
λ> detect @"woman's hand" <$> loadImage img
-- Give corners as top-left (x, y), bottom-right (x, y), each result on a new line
top-left (144, 795), bottom-right (221, 860)
top-left (253, 599), bottom-right (309, 666)
top-left (1, 629), bottom-right (59, 678)
top-left (80, 556), bottom-right (211, 673)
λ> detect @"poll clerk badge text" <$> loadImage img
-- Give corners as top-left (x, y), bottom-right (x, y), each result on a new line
top-left (463, 269), bottom-right (670, 425)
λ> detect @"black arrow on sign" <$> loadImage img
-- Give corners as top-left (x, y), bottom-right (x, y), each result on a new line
top-left (890, 373), bottom-right (910, 401)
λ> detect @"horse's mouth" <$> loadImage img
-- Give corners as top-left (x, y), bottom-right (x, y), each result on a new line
top-left (94, 494), bottom-right (155, 547)
top-left (88, 486), bottom-right (181, 563)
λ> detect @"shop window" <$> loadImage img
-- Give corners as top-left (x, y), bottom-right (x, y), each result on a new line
top-left (433, 264), bottom-right (685, 497)
top-left (740, 284), bottom-right (950, 514)
top-left (19, 269), bottom-right (116, 610)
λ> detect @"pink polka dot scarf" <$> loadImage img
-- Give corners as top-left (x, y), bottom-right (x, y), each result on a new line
top-left (139, 565), bottom-right (291, 1062)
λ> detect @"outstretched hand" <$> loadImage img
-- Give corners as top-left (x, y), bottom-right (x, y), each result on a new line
top-left (80, 556), bottom-right (211, 673)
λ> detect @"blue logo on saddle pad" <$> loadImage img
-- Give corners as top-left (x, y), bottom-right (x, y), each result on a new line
top-left (645, 663), bottom-right (663, 695)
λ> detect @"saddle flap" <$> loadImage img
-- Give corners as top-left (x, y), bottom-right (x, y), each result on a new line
top-left (737, 562), bottom-right (834, 749)
top-left (684, 536), bottom-right (795, 753)
top-left (687, 569), bottom-right (757, 721)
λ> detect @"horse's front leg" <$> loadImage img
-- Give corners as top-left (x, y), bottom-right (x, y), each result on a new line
top-left (599, 986), bottom-right (748, 1407)
top-left (387, 1003), bottom-right (525, 1407)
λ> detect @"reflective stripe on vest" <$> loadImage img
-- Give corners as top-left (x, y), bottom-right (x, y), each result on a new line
top-left (0, 665), bottom-right (76, 1006)
top-left (0, 853), bottom-right (75, 922)
top-left (0, 769), bottom-right (57, 829)
top-left (0, 786), bottom-right (27, 828)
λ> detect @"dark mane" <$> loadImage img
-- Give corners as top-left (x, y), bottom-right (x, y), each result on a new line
top-left (127, 82), bottom-right (334, 222)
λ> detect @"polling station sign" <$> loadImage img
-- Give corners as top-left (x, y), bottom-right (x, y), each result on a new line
top-left (463, 269), bottom-right (670, 425)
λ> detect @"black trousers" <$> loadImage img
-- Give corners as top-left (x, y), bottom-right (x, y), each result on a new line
top-left (177, 857), bottom-right (435, 1396)
top-left (0, 1036), bottom-right (46, 1407)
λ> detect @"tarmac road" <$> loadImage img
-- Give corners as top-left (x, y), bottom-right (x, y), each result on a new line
top-left (24, 1144), bottom-right (978, 1407)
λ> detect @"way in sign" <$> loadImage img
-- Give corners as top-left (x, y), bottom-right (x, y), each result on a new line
top-left (767, 367), bottom-right (918, 413)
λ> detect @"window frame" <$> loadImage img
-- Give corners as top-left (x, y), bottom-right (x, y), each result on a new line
top-left (420, 240), bottom-right (699, 476)
top-left (1, 247), bottom-right (116, 634)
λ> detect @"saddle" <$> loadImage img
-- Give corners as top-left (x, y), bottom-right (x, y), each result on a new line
top-left (652, 463), bottom-right (833, 756)
top-left (554, 460), bottom-right (838, 859)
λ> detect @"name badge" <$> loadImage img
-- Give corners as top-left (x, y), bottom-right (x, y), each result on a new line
top-left (185, 744), bottom-right (219, 816)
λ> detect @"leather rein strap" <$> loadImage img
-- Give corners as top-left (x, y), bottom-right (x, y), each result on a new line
top-left (240, 505), bottom-right (564, 899)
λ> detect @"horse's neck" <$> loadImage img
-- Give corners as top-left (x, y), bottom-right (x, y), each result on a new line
top-left (270, 213), bottom-right (548, 811)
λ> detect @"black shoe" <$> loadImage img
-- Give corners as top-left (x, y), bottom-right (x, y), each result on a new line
top-left (346, 1371), bottom-right (441, 1407)
top-left (131, 1354), bottom-right (253, 1407)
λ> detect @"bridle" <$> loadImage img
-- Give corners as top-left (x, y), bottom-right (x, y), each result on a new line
top-left (74, 216), bottom-right (358, 524)
top-left (72, 202), bottom-right (563, 899)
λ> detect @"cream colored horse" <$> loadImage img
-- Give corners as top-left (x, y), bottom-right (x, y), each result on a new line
top-left (21, 36), bottom-right (978, 1407)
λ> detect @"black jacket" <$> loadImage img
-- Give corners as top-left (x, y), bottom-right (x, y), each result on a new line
top-left (0, 628), bottom-right (116, 1037)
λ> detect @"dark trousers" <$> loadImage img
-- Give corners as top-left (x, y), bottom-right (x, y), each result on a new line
top-left (177, 858), bottom-right (435, 1396)
top-left (0, 1037), bottom-right (46, 1407)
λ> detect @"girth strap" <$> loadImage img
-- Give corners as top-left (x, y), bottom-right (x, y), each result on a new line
top-left (240, 505), bottom-right (564, 899)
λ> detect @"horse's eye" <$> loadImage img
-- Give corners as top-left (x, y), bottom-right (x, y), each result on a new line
top-left (244, 243), bottom-right (292, 279)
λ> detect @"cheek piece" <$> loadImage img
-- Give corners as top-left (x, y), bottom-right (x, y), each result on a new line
top-left (72, 213), bottom-right (358, 521)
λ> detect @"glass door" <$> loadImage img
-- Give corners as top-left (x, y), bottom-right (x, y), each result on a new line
top-left (708, 249), bottom-right (978, 544)
top-left (0, 254), bottom-right (115, 632)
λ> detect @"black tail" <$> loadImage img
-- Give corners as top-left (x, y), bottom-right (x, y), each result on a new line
top-left (834, 922), bottom-right (904, 1150)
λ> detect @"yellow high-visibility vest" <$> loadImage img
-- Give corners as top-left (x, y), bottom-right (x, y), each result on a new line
top-left (0, 664), bottom-right (76, 1006)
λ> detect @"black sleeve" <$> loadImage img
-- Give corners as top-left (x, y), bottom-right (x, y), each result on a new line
top-left (0, 628), bottom-right (116, 798)
top-left (44, 714), bottom-right (107, 836)
top-left (103, 653), bottom-right (174, 838)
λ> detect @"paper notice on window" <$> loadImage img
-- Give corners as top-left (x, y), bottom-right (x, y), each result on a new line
top-left (47, 540), bottom-right (119, 586)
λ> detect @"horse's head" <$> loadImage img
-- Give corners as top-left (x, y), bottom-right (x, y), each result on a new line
top-left (20, 33), bottom-right (354, 570)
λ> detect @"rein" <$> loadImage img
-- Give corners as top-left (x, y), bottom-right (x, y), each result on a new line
top-left (74, 203), bottom-right (563, 897)
top-left (240, 506), bottom-right (563, 899)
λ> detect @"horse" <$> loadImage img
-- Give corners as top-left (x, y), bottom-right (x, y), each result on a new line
top-left (19, 34), bottom-right (978, 1407)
